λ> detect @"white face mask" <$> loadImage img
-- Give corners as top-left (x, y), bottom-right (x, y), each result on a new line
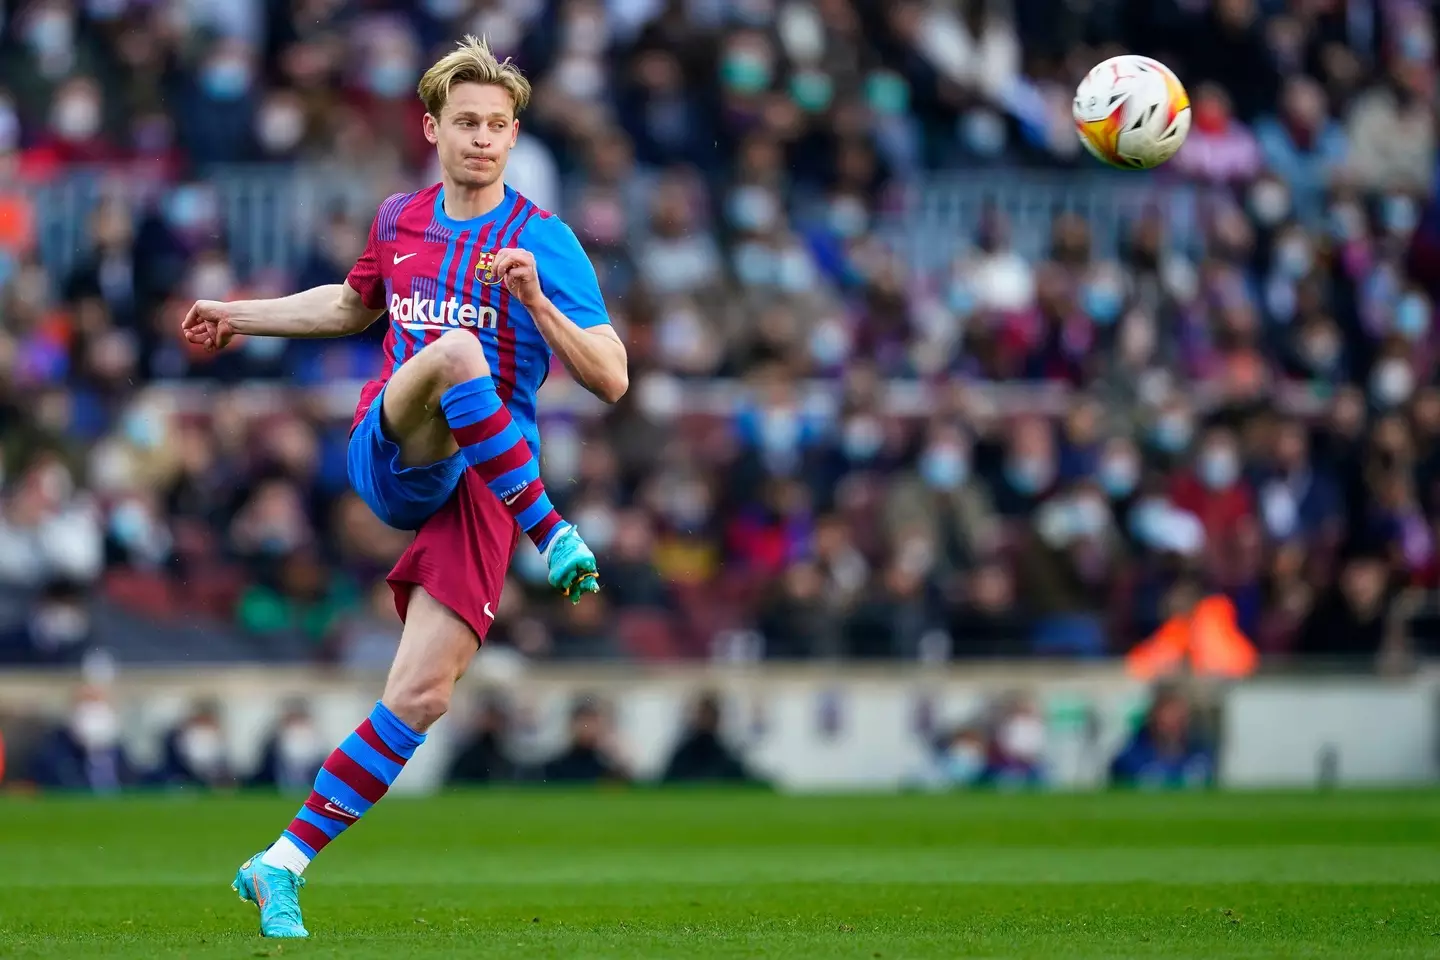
top-left (277, 722), bottom-right (322, 767)
top-left (53, 94), bottom-right (100, 141)
top-left (999, 713), bottom-right (1045, 761)
top-left (1372, 360), bottom-right (1416, 408)
top-left (257, 104), bottom-right (305, 153)
top-left (180, 724), bottom-right (226, 774)
top-left (575, 505), bottom-right (617, 551)
top-left (71, 701), bottom-right (120, 750)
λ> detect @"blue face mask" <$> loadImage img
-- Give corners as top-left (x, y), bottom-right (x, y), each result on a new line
top-left (1099, 458), bottom-right (1138, 498)
top-left (1396, 296), bottom-right (1431, 340)
top-left (843, 419), bottom-right (883, 462)
top-left (1199, 450), bottom-right (1239, 491)
top-left (1082, 284), bottom-right (1124, 324)
top-left (961, 110), bottom-right (1006, 156)
top-left (1384, 195), bottom-right (1418, 234)
top-left (1151, 418), bottom-right (1193, 454)
top-left (1006, 458), bottom-right (1051, 495)
top-left (920, 447), bottom-right (968, 491)
top-left (368, 61), bottom-right (415, 99)
top-left (202, 61), bottom-right (252, 101)
top-left (947, 282), bottom-right (976, 317)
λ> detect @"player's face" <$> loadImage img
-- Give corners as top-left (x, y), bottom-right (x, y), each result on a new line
top-left (424, 82), bottom-right (518, 190)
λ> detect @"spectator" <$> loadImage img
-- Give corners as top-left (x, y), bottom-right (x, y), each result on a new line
top-left (248, 700), bottom-right (327, 792)
top-left (541, 697), bottom-right (630, 784)
top-left (446, 696), bottom-right (522, 785)
top-left (661, 692), bottom-right (759, 785)
top-left (150, 700), bottom-right (236, 790)
top-left (29, 685), bottom-right (133, 792)
top-left (1109, 686), bottom-right (1215, 789)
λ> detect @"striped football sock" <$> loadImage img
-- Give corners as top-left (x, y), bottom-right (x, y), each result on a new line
top-left (261, 701), bottom-right (425, 874)
top-left (440, 376), bottom-right (567, 551)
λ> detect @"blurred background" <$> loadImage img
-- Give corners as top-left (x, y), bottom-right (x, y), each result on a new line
top-left (0, 0), bottom-right (1439, 796)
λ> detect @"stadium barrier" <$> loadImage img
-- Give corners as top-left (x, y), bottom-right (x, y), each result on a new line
top-left (2, 661), bottom-right (1436, 792)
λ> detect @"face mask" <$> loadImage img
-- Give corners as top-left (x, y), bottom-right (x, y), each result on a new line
top-left (865, 71), bottom-right (909, 116)
top-left (278, 722), bottom-right (322, 766)
top-left (1082, 282), bottom-right (1124, 324)
top-left (123, 408), bottom-right (163, 449)
top-left (789, 70), bottom-right (833, 112)
top-left (1396, 296), bottom-right (1430, 340)
top-left (843, 418), bottom-right (883, 462)
top-left (34, 603), bottom-right (88, 646)
top-left (0, 100), bottom-right (19, 152)
top-left (167, 187), bottom-right (212, 231)
top-left (26, 11), bottom-right (73, 57)
top-left (180, 724), bottom-right (225, 773)
top-left (947, 281), bottom-right (976, 316)
top-left (776, 249), bottom-right (815, 293)
top-left (109, 500), bottom-right (151, 548)
top-left (1372, 360), bottom-right (1415, 408)
top-left (1330, 204), bottom-right (1365, 242)
top-left (257, 104), bottom-right (305, 152)
top-left (1383, 195), bottom-right (1418, 234)
top-left (733, 242), bottom-right (775, 286)
top-left (1006, 457), bottom-right (1052, 495)
top-left (189, 264), bottom-right (233, 301)
top-left (758, 405), bottom-right (799, 455)
top-left (1303, 334), bottom-right (1340, 372)
top-left (1249, 181), bottom-right (1291, 226)
top-left (1152, 416), bottom-right (1193, 453)
top-left (555, 57), bottom-right (603, 99)
top-left (920, 445), bottom-right (968, 491)
top-left (72, 701), bottom-right (119, 750)
top-left (367, 60), bottom-right (414, 100)
top-left (998, 713), bottom-right (1045, 760)
top-left (943, 742), bottom-right (985, 782)
top-left (1069, 496), bottom-right (1108, 536)
top-left (1199, 448), bottom-right (1239, 490)
top-left (202, 60), bottom-right (252, 101)
top-left (727, 186), bottom-right (777, 232)
top-left (809, 318), bottom-right (850, 368)
top-left (422, 0), bottom-right (469, 17)
top-left (1099, 457), bottom-right (1138, 498)
top-left (721, 51), bottom-right (772, 93)
top-left (828, 197), bottom-right (868, 238)
top-left (1401, 29), bottom-right (1435, 62)
top-left (575, 505), bottom-right (616, 551)
top-left (86, 0), bottom-right (128, 20)
top-left (961, 109), bottom-right (1006, 156)
top-left (1274, 237), bottom-right (1312, 278)
top-left (53, 95), bottom-right (100, 141)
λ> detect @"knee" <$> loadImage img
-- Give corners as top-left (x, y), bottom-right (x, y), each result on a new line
top-left (383, 679), bottom-right (452, 733)
top-left (427, 330), bottom-right (490, 386)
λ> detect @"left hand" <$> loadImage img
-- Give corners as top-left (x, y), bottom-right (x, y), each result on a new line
top-left (491, 247), bottom-right (545, 308)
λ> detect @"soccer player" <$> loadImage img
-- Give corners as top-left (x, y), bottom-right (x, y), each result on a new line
top-left (180, 37), bottom-right (628, 938)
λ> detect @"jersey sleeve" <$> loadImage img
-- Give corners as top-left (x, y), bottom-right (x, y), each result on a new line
top-left (346, 205), bottom-right (388, 311)
top-left (534, 219), bottom-right (609, 330)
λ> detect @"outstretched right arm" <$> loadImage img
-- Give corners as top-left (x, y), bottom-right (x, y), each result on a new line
top-left (182, 282), bottom-right (382, 352)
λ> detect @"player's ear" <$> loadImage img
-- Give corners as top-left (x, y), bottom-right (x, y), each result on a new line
top-left (511, 118), bottom-right (520, 148)
top-left (422, 113), bottom-right (439, 146)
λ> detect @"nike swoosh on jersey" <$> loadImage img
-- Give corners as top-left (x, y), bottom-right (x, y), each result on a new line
top-left (393, 252), bottom-right (418, 264)
top-left (483, 602), bottom-right (495, 620)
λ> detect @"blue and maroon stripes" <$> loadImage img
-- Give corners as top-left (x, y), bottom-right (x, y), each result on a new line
top-left (281, 703), bottom-right (424, 859)
top-left (478, 198), bottom-right (542, 403)
top-left (376, 191), bottom-right (417, 243)
top-left (439, 376), bottom-right (565, 549)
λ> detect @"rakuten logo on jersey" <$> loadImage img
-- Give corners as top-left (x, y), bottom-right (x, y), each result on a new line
top-left (389, 292), bottom-right (498, 330)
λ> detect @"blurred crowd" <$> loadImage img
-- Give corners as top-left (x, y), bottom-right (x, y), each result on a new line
top-left (0, 680), bottom-right (1208, 792)
top-left (1, 0), bottom-right (1439, 666)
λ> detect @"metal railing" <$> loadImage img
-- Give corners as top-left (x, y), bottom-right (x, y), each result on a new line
top-left (30, 166), bottom-right (1220, 281)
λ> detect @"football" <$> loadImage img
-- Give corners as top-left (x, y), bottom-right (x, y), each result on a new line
top-left (1073, 55), bottom-right (1191, 170)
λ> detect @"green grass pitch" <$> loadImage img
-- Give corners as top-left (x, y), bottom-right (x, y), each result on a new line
top-left (1, 789), bottom-right (1438, 958)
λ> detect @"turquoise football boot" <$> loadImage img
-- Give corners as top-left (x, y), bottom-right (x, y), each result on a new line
top-left (543, 523), bottom-right (600, 603)
top-left (232, 851), bottom-right (309, 938)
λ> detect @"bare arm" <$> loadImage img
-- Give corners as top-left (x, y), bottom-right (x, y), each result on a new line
top-left (182, 283), bottom-right (382, 350)
top-left (492, 246), bottom-right (629, 404)
top-left (528, 299), bottom-right (629, 403)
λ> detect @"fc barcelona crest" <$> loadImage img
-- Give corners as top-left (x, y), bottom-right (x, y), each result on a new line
top-left (476, 251), bottom-right (501, 285)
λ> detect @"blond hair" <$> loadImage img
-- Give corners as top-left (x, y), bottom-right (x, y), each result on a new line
top-left (417, 35), bottom-right (531, 118)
